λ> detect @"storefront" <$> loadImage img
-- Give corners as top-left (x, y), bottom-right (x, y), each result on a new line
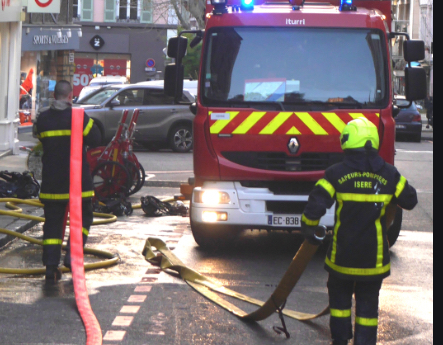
top-left (20, 26), bottom-right (80, 119)
top-left (74, 24), bottom-right (168, 97)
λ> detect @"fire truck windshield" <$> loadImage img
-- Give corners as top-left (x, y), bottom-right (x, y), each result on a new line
top-left (202, 27), bottom-right (388, 110)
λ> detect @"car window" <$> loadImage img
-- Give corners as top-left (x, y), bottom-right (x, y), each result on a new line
top-left (396, 99), bottom-right (417, 110)
top-left (143, 89), bottom-right (175, 105)
top-left (79, 88), bottom-right (120, 104)
top-left (114, 89), bottom-right (144, 106)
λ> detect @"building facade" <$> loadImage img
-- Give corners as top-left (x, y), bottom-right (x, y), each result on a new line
top-left (0, 0), bottom-right (23, 153)
top-left (71, 0), bottom-right (175, 97)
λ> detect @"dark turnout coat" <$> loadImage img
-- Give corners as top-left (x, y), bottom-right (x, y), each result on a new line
top-left (34, 101), bottom-right (101, 202)
top-left (302, 150), bottom-right (417, 281)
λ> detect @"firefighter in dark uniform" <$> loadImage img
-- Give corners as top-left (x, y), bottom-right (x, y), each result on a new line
top-left (301, 118), bottom-right (418, 345)
top-left (34, 80), bottom-right (101, 282)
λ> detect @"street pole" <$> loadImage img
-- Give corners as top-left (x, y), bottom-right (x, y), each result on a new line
top-left (0, 21), bottom-right (22, 154)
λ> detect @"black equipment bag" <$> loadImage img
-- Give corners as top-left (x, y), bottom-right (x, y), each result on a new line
top-left (140, 196), bottom-right (188, 217)
top-left (93, 196), bottom-right (133, 216)
top-left (0, 171), bottom-right (40, 199)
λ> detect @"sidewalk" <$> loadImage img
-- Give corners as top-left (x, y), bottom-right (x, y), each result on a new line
top-left (0, 151), bottom-right (44, 247)
top-left (0, 149), bottom-right (185, 249)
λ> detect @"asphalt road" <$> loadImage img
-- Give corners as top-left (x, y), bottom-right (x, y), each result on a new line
top-left (0, 134), bottom-right (433, 345)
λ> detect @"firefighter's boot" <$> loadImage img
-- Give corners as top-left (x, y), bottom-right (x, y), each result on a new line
top-left (45, 265), bottom-right (62, 282)
top-left (63, 251), bottom-right (71, 271)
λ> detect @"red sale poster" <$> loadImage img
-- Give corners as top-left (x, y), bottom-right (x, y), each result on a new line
top-left (104, 59), bottom-right (127, 77)
top-left (73, 58), bottom-right (94, 97)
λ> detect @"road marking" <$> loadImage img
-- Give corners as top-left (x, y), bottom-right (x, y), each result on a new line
top-left (135, 285), bottom-right (153, 292)
top-left (396, 149), bottom-right (433, 153)
top-left (128, 295), bottom-right (147, 303)
top-left (112, 316), bottom-right (134, 327)
top-left (416, 189), bottom-right (433, 194)
top-left (120, 306), bottom-right (140, 314)
top-left (103, 330), bottom-right (126, 341)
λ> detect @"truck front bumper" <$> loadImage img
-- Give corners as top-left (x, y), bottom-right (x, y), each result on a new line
top-left (191, 181), bottom-right (335, 230)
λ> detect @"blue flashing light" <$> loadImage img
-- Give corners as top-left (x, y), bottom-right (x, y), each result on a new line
top-left (340, 0), bottom-right (355, 11)
top-left (241, 0), bottom-right (254, 11)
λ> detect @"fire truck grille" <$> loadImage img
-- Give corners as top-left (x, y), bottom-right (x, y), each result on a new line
top-left (221, 152), bottom-right (344, 172)
top-left (240, 181), bottom-right (317, 195)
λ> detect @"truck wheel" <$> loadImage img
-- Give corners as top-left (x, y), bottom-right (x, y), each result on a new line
top-left (169, 124), bottom-right (193, 153)
top-left (387, 207), bottom-right (403, 248)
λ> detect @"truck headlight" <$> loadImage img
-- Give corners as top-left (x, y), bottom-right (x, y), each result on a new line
top-left (195, 190), bottom-right (231, 204)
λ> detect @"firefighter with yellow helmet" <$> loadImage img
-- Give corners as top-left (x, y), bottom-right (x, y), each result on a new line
top-left (301, 117), bottom-right (418, 345)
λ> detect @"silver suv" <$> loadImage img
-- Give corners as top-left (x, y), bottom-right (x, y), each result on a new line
top-left (73, 83), bottom-right (195, 153)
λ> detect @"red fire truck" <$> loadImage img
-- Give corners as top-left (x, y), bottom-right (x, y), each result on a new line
top-left (165, 0), bottom-right (427, 247)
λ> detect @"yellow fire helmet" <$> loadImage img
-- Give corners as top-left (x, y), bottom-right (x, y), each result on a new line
top-left (340, 117), bottom-right (380, 151)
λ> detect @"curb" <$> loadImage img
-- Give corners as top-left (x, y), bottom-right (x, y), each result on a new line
top-left (144, 180), bottom-right (184, 188)
top-left (0, 150), bottom-right (12, 159)
top-left (0, 206), bottom-right (43, 248)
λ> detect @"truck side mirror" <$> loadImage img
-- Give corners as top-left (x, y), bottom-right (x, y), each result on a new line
top-left (167, 36), bottom-right (188, 60)
top-left (164, 64), bottom-right (184, 98)
top-left (403, 40), bottom-right (425, 63)
top-left (405, 67), bottom-right (427, 101)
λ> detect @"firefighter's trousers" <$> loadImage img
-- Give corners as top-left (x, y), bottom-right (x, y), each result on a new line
top-left (42, 200), bottom-right (93, 266)
top-left (327, 274), bottom-right (383, 345)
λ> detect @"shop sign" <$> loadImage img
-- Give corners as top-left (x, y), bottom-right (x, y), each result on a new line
top-left (22, 28), bottom-right (80, 51)
top-left (33, 34), bottom-right (69, 45)
top-left (90, 35), bottom-right (105, 50)
top-left (27, 0), bottom-right (61, 13)
top-left (0, 0), bottom-right (21, 22)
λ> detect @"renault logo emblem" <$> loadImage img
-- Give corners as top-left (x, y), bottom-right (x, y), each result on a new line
top-left (288, 137), bottom-right (300, 154)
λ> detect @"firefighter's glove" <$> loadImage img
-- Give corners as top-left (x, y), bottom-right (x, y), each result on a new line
top-left (301, 224), bottom-right (326, 246)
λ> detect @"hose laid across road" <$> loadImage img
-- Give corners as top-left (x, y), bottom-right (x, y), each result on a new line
top-left (143, 237), bottom-right (330, 325)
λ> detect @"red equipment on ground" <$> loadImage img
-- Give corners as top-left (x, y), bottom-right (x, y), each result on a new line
top-left (87, 109), bottom-right (146, 201)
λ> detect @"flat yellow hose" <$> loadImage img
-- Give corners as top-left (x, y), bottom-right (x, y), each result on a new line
top-left (0, 197), bottom-right (119, 274)
top-left (143, 237), bottom-right (330, 322)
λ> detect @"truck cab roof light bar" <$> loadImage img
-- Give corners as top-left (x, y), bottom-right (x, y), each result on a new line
top-left (241, 0), bottom-right (254, 10)
top-left (211, 0), bottom-right (229, 14)
top-left (340, 0), bottom-right (356, 11)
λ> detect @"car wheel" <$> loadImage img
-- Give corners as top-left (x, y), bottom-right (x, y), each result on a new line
top-left (169, 124), bottom-right (193, 153)
top-left (413, 132), bottom-right (422, 143)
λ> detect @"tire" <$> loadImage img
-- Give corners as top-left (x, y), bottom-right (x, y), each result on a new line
top-left (27, 143), bottom-right (43, 180)
top-left (91, 161), bottom-right (131, 200)
top-left (169, 124), bottom-right (193, 153)
top-left (124, 161), bottom-right (142, 196)
top-left (387, 207), bottom-right (403, 248)
top-left (125, 161), bottom-right (146, 195)
top-left (413, 132), bottom-right (422, 143)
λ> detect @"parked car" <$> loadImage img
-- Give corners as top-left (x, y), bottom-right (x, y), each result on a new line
top-left (137, 79), bottom-right (198, 99)
top-left (76, 76), bottom-right (129, 101)
top-left (394, 96), bottom-right (422, 143)
top-left (73, 83), bottom-right (195, 152)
